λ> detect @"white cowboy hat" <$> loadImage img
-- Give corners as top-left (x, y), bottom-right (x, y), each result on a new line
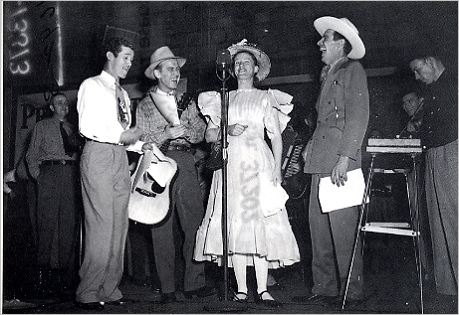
top-left (314, 16), bottom-right (366, 60)
top-left (144, 46), bottom-right (186, 80)
top-left (227, 39), bottom-right (271, 81)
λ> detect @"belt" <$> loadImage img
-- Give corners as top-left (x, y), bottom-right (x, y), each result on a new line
top-left (86, 138), bottom-right (124, 146)
top-left (168, 144), bottom-right (192, 152)
top-left (41, 160), bottom-right (77, 166)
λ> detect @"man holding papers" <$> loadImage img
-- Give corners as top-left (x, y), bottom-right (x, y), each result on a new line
top-left (293, 16), bottom-right (369, 306)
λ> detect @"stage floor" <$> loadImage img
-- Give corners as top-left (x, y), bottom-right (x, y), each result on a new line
top-left (3, 234), bottom-right (457, 314)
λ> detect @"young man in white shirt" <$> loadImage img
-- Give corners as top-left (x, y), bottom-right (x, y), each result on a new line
top-left (75, 37), bottom-right (146, 311)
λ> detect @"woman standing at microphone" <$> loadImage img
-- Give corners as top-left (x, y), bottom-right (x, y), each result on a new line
top-left (194, 39), bottom-right (300, 307)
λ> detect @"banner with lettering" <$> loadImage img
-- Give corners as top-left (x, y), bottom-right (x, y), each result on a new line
top-left (4, 1), bottom-right (64, 91)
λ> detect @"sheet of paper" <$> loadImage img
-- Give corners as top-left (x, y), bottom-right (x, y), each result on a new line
top-left (319, 168), bottom-right (369, 213)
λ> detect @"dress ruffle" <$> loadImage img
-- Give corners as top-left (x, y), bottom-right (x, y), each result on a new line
top-left (197, 91), bottom-right (221, 126)
top-left (197, 89), bottom-right (293, 133)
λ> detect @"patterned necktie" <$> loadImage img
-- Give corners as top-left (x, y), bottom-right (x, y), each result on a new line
top-left (116, 83), bottom-right (129, 129)
top-left (320, 65), bottom-right (331, 83)
top-left (60, 121), bottom-right (73, 156)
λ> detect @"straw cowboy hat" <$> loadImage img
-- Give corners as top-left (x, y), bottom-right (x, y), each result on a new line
top-left (227, 39), bottom-right (271, 81)
top-left (145, 46), bottom-right (186, 79)
top-left (314, 16), bottom-right (366, 59)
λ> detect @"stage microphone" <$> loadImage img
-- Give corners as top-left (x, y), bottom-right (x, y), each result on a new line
top-left (216, 49), bottom-right (232, 81)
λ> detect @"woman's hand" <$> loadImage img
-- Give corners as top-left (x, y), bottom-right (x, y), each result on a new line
top-left (228, 123), bottom-right (248, 136)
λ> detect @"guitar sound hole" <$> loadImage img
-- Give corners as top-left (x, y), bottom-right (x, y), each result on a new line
top-left (151, 181), bottom-right (166, 194)
top-left (143, 173), bottom-right (166, 195)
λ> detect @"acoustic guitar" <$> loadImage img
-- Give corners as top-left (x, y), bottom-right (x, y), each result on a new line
top-left (128, 148), bottom-right (177, 225)
top-left (128, 91), bottom-right (194, 225)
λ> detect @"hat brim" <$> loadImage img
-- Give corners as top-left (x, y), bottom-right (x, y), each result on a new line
top-left (227, 45), bottom-right (271, 81)
top-left (144, 57), bottom-right (186, 79)
top-left (314, 16), bottom-right (365, 59)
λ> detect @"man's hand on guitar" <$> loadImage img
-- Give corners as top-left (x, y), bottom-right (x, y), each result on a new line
top-left (164, 124), bottom-right (187, 139)
top-left (141, 142), bottom-right (154, 152)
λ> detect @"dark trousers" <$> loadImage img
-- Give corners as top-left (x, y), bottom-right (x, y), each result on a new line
top-left (151, 150), bottom-right (206, 294)
top-left (308, 174), bottom-right (364, 300)
top-left (36, 164), bottom-right (79, 278)
top-left (3, 180), bottom-right (36, 299)
top-left (425, 140), bottom-right (458, 295)
top-left (127, 220), bottom-right (159, 285)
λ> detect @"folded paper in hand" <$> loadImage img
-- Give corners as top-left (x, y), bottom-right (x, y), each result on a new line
top-left (319, 168), bottom-right (368, 213)
top-left (259, 173), bottom-right (289, 217)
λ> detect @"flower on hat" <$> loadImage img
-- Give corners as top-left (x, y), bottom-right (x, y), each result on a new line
top-left (227, 39), bottom-right (271, 81)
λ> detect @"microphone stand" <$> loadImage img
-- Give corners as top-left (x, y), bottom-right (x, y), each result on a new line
top-left (219, 70), bottom-right (230, 303)
top-left (204, 60), bottom-right (247, 313)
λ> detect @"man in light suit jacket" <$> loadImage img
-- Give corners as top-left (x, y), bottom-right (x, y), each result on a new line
top-left (293, 16), bottom-right (369, 306)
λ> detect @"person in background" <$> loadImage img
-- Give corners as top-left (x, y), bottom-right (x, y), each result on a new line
top-left (136, 46), bottom-right (215, 304)
top-left (409, 56), bottom-right (457, 297)
top-left (75, 36), bottom-right (146, 311)
top-left (400, 92), bottom-right (425, 138)
top-left (294, 17), bottom-right (369, 306)
top-left (400, 91), bottom-right (433, 284)
top-left (194, 39), bottom-right (300, 308)
top-left (26, 93), bottom-right (82, 298)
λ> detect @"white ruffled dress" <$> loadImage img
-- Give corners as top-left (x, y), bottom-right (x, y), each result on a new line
top-left (193, 88), bottom-right (301, 269)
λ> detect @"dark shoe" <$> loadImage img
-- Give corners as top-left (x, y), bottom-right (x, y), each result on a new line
top-left (76, 301), bottom-right (104, 311)
top-left (183, 286), bottom-right (217, 299)
top-left (105, 298), bottom-right (133, 305)
top-left (292, 293), bottom-right (336, 306)
top-left (232, 291), bottom-right (248, 303)
top-left (160, 292), bottom-right (177, 304)
top-left (255, 291), bottom-right (283, 308)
